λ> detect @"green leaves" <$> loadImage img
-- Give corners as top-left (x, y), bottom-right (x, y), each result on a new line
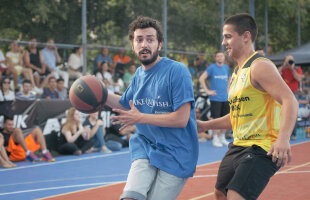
top-left (0, 0), bottom-right (309, 56)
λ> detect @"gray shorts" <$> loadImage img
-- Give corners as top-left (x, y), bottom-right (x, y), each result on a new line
top-left (120, 159), bottom-right (187, 200)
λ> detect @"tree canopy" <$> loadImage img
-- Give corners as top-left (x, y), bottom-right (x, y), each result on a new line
top-left (0, 0), bottom-right (309, 55)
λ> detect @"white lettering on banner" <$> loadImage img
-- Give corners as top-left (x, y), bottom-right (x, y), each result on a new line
top-left (43, 118), bottom-right (61, 135)
top-left (13, 115), bottom-right (28, 129)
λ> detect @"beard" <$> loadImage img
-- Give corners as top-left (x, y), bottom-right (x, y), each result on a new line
top-left (136, 47), bottom-right (160, 66)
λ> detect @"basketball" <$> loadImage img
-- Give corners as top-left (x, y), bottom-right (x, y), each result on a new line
top-left (69, 75), bottom-right (108, 114)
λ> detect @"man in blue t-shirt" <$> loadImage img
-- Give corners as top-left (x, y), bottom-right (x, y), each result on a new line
top-left (104, 16), bottom-right (198, 200)
top-left (41, 39), bottom-right (69, 88)
top-left (199, 51), bottom-right (231, 147)
top-left (93, 48), bottom-right (112, 74)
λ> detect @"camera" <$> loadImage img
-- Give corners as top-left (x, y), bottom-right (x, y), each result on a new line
top-left (288, 60), bottom-right (294, 65)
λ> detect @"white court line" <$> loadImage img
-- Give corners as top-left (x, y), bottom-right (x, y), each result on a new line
top-left (193, 170), bottom-right (310, 178)
top-left (1, 140), bottom-right (308, 172)
top-left (0, 181), bottom-right (124, 196)
top-left (195, 140), bottom-right (310, 168)
top-left (0, 150), bottom-right (129, 172)
top-left (277, 170), bottom-right (310, 174)
top-left (1, 141), bottom-right (309, 196)
top-left (193, 174), bottom-right (217, 178)
top-left (196, 168), bottom-right (219, 171)
top-left (0, 174), bottom-right (128, 187)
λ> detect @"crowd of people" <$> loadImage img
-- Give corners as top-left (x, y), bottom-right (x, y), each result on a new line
top-left (0, 32), bottom-right (309, 170)
top-left (0, 39), bottom-right (138, 101)
top-left (0, 39), bottom-right (140, 168)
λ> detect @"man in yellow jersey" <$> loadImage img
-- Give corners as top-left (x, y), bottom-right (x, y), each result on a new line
top-left (197, 13), bottom-right (298, 200)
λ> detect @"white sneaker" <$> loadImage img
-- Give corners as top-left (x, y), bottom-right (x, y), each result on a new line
top-left (100, 147), bottom-right (112, 153)
top-left (220, 134), bottom-right (230, 146)
top-left (212, 135), bottom-right (223, 147)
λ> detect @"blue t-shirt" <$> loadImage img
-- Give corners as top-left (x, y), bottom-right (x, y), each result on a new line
top-left (93, 54), bottom-right (112, 73)
top-left (41, 88), bottom-right (59, 99)
top-left (119, 57), bottom-right (198, 178)
top-left (206, 63), bottom-right (230, 102)
top-left (41, 48), bottom-right (57, 70)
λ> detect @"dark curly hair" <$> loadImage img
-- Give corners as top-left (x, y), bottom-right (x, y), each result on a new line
top-left (128, 16), bottom-right (164, 44)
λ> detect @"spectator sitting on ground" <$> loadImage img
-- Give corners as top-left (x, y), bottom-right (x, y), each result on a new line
top-left (41, 76), bottom-right (59, 99)
top-left (55, 78), bottom-right (67, 100)
top-left (15, 79), bottom-right (36, 100)
top-left (41, 39), bottom-right (69, 88)
top-left (123, 64), bottom-right (136, 89)
top-left (95, 61), bottom-right (112, 84)
top-left (93, 47), bottom-right (112, 74)
top-left (57, 107), bottom-right (94, 155)
top-left (0, 133), bottom-right (16, 168)
top-left (68, 46), bottom-right (83, 79)
top-left (0, 49), bottom-right (19, 91)
top-left (105, 118), bottom-right (136, 149)
top-left (0, 77), bottom-right (15, 101)
top-left (0, 116), bottom-right (55, 162)
top-left (83, 111), bottom-right (122, 152)
top-left (23, 38), bottom-right (52, 91)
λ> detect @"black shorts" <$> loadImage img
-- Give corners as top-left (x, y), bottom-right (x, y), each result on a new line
top-left (2, 132), bottom-right (11, 147)
top-left (215, 144), bottom-right (280, 200)
top-left (210, 101), bottom-right (230, 119)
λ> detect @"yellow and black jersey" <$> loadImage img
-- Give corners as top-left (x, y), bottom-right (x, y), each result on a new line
top-left (228, 52), bottom-right (282, 152)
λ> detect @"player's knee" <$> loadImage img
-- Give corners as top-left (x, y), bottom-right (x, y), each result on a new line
top-left (13, 128), bottom-right (23, 136)
top-left (32, 127), bottom-right (43, 136)
top-left (227, 189), bottom-right (245, 200)
top-left (214, 188), bottom-right (226, 200)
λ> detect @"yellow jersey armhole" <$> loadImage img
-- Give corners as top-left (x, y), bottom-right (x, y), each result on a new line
top-left (248, 57), bottom-right (268, 95)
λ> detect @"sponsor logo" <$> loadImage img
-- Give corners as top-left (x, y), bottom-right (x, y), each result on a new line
top-left (214, 75), bottom-right (228, 80)
top-left (133, 97), bottom-right (170, 108)
top-left (236, 133), bottom-right (261, 140)
top-left (241, 73), bottom-right (246, 82)
top-left (229, 96), bottom-right (250, 105)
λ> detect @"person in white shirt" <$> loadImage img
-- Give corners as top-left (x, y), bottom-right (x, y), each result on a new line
top-left (15, 79), bottom-right (36, 100)
top-left (95, 61), bottom-right (112, 83)
top-left (0, 77), bottom-right (15, 101)
top-left (68, 46), bottom-right (83, 79)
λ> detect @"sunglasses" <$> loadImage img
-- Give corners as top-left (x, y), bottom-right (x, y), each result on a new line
top-left (3, 81), bottom-right (10, 84)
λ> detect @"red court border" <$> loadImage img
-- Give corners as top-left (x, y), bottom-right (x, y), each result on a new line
top-left (40, 141), bottom-right (310, 200)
